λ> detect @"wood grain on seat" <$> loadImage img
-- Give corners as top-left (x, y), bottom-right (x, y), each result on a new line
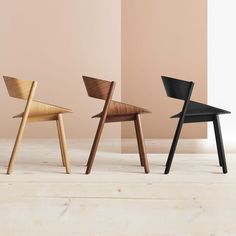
top-left (92, 101), bottom-right (150, 118)
top-left (13, 100), bottom-right (72, 118)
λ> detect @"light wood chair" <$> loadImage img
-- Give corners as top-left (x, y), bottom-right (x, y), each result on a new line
top-left (3, 76), bottom-right (71, 174)
top-left (83, 76), bottom-right (151, 174)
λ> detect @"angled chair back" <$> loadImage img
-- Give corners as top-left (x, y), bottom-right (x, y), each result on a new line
top-left (162, 75), bottom-right (194, 123)
top-left (3, 76), bottom-right (36, 100)
top-left (82, 76), bottom-right (114, 100)
top-left (161, 76), bottom-right (194, 101)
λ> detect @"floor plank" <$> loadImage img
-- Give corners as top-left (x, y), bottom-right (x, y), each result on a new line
top-left (0, 139), bottom-right (235, 236)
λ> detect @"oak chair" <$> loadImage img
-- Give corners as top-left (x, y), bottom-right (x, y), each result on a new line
top-left (3, 76), bottom-right (71, 174)
top-left (83, 76), bottom-right (150, 174)
top-left (162, 76), bottom-right (230, 174)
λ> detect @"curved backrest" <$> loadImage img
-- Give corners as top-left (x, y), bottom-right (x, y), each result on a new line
top-left (161, 76), bottom-right (194, 101)
top-left (3, 76), bottom-right (35, 100)
top-left (83, 76), bottom-right (114, 100)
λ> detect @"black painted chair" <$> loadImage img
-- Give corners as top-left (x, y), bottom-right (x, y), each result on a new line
top-left (162, 76), bottom-right (230, 174)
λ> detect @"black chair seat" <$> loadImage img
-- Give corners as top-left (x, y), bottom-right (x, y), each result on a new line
top-left (171, 101), bottom-right (230, 118)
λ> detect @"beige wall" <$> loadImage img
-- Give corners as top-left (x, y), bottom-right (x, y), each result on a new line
top-left (0, 0), bottom-right (207, 139)
top-left (0, 0), bottom-right (121, 138)
top-left (121, 0), bottom-right (207, 139)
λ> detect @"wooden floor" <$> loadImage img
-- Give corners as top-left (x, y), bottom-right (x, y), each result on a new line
top-left (0, 139), bottom-right (236, 236)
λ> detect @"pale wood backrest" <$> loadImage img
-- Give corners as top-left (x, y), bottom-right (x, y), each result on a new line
top-left (83, 76), bottom-right (114, 100)
top-left (3, 76), bottom-right (36, 100)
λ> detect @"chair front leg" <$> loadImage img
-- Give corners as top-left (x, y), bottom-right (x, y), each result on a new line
top-left (7, 117), bottom-right (28, 174)
top-left (57, 114), bottom-right (70, 174)
top-left (213, 115), bottom-right (227, 174)
top-left (135, 114), bottom-right (149, 173)
top-left (165, 118), bottom-right (184, 174)
top-left (86, 117), bottom-right (106, 174)
top-left (56, 120), bottom-right (66, 167)
top-left (134, 118), bottom-right (144, 167)
top-left (213, 118), bottom-right (223, 167)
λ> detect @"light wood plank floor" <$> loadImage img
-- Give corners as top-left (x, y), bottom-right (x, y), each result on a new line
top-left (0, 139), bottom-right (236, 236)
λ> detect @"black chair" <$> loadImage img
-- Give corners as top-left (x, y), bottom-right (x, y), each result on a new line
top-left (162, 76), bottom-right (230, 174)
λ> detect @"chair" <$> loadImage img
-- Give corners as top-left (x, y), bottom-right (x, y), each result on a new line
top-left (161, 76), bottom-right (230, 174)
top-left (83, 76), bottom-right (150, 174)
top-left (3, 76), bottom-right (71, 174)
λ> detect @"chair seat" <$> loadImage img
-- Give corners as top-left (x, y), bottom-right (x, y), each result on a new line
top-left (92, 100), bottom-right (151, 118)
top-left (13, 100), bottom-right (72, 118)
top-left (171, 101), bottom-right (230, 118)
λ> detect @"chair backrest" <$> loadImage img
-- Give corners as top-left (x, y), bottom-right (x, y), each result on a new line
top-left (161, 76), bottom-right (194, 101)
top-left (3, 76), bottom-right (36, 100)
top-left (83, 76), bottom-right (114, 100)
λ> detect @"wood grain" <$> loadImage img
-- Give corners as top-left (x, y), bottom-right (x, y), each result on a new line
top-left (0, 139), bottom-right (235, 236)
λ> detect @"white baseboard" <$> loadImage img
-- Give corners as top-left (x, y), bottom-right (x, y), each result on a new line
top-left (121, 138), bottom-right (236, 153)
top-left (0, 138), bottom-right (235, 154)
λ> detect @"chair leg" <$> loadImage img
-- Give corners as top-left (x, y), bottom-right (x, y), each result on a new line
top-left (165, 118), bottom-right (184, 174)
top-left (56, 120), bottom-right (66, 167)
top-left (57, 114), bottom-right (70, 174)
top-left (213, 120), bottom-right (223, 167)
top-left (135, 114), bottom-right (149, 173)
top-left (213, 115), bottom-right (227, 174)
top-left (134, 119), bottom-right (144, 167)
top-left (86, 117), bottom-right (106, 174)
top-left (7, 118), bottom-right (27, 174)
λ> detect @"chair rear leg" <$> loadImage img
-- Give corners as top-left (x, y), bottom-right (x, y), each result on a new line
top-left (134, 118), bottom-right (144, 167)
top-left (58, 114), bottom-right (70, 174)
top-left (56, 120), bottom-right (66, 167)
top-left (135, 114), bottom-right (149, 173)
top-left (213, 115), bottom-right (227, 174)
top-left (7, 118), bottom-right (27, 174)
top-left (86, 117), bottom-right (106, 174)
top-left (165, 118), bottom-right (184, 174)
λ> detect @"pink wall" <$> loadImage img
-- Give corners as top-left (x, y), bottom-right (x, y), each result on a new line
top-left (121, 0), bottom-right (207, 138)
top-left (0, 0), bottom-right (121, 138)
top-left (0, 0), bottom-right (207, 139)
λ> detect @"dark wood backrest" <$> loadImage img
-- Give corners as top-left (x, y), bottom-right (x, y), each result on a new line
top-left (161, 76), bottom-right (194, 101)
top-left (83, 76), bottom-right (114, 100)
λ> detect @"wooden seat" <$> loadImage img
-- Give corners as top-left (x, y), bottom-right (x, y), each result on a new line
top-left (13, 100), bottom-right (71, 119)
top-left (83, 76), bottom-right (150, 174)
top-left (162, 76), bottom-right (230, 174)
top-left (3, 76), bottom-right (71, 174)
top-left (171, 101), bottom-right (230, 118)
top-left (92, 100), bottom-right (150, 118)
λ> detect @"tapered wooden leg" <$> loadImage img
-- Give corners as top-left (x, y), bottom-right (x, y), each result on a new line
top-left (57, 114), bottom-right (70, 174)
top-left (86, 117), bottom-right (106, 174)
top-left (7, 118), bottom-right (28, 174)
top-left (213, 115), bottom-right (227, 174)
top-left (134, 119), bottom-right (144, 166)
top-left (135, 114), bottom-right (149, 173)
top-left (213, 119), bottom-right (223, 167)
top-left (56, 120), bottom-right (66, 167)
top-left (165, 118), bottom-right (184, 174)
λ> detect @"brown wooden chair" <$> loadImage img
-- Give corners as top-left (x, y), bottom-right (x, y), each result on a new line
top-left (3, 76), bottom-right (71, 174)
top-left (83, 76), bottom-right (150, 174)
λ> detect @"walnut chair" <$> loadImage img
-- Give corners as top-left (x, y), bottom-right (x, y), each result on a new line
top-left (3, 76), bottom-right (71, 174)
top-left (162, 76), bottom-right (230, 174)
top-left (83, 76), bottom-right (150, 174)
